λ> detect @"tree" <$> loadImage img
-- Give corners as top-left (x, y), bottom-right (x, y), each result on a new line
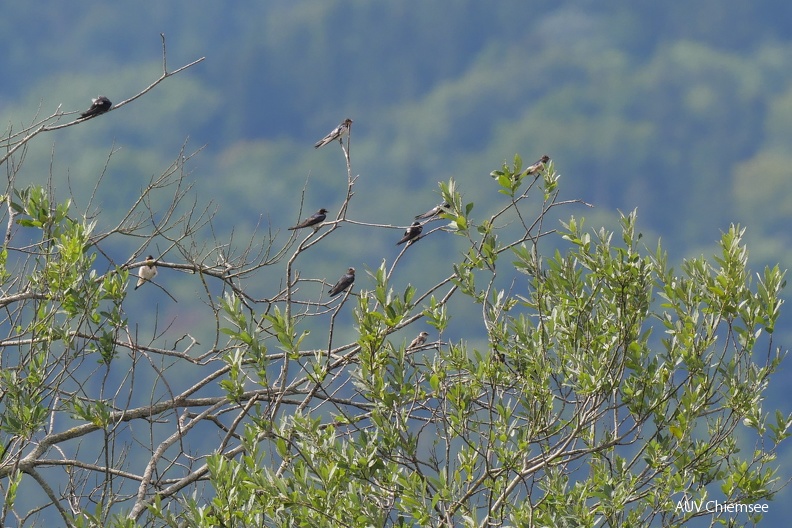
top-left (0, 48), bottom-right (789, 528)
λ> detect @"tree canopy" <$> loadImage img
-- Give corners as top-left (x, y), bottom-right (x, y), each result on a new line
top-left (2, 4), bottom-right (792, 525)
top-left (0, 50), bottom-right (789, 524)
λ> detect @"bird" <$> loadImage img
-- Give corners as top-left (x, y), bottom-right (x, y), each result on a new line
top-left (314, 118), bottom-right (353, 149)
top-left (408, 331), bottom-right (429, 350)
top-left (396, 221), bottom-right (423, 246)
top-left (415, 202), bottom-right (450, 220)
top-left (288, 208), bottom-right (328, 230)
top-left (80, 96), bottom-right (112, 119)
top-left (328, 267), bottom-right (355, 296)
top-left (521, 155), bottom-right (550, 177)
top-left (135, 255), bottom-right (157, 290)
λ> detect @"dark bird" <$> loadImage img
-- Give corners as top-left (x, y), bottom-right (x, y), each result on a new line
top-left (414, 202), bottom-right (450, 220)
top-left (314, 118), bottom-right (353, 149)
top-left (408, 331), bottom-right (429, 350)
top-left (396, 221), bottom-right (423, 246)
top-left (521, 155), bottom-right (550, 177)
top-left (80, 96), bottom-right (112, 119)
top-left (288, 208), bottom-right (328, 231)
top-left (135, 255), bottom-right (157, 290)
top-left (328, 267), bottom-right (355, 297)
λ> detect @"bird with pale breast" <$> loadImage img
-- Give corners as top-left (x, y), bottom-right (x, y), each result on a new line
top-left (135, 255), bottom-right (157, 290)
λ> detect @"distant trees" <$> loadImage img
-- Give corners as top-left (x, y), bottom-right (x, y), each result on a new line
top-left (1, 43), bottom-right (790, 528)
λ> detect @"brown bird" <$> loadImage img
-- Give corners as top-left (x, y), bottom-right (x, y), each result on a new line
top-left (314, 118), bottom-right (353, 149)
top-left (521, 155), bottom-right (550, 177)
top-left (80, 96), bottom-right (112, 119)
top-left (288, 208), bottom-right (328, 231)
top-left (328, 267), bottom-right (355, 296)
top-left (408, 331), bottom-right (429, 349)
top-left (135, 255), bottom-right (157, 290)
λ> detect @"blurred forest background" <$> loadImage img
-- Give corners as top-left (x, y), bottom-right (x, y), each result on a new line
top-left (3, 0), bottom-right (792, 523)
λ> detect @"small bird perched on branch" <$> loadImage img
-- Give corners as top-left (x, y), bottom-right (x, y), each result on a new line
top-left (135, 255), bottom-right (157, 290)
top-left (80, 96), bottom-right (112, 119)
top-left (521, 155), bottom-right (550, 177)
top-left (328, 267), bottom-right (355, 296)
top-left (415, 202), bottom-right (449, 220)
top-left (314, 118), bottom-right (353, 149)
top-left (408, 331), bottom-right (430, 350)
top-left (396, 221), bottom-right (423, 246)
top-left (288, 208), bottom-right (328, 231)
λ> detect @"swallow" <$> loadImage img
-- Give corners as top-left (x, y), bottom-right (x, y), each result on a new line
top-left (414, 202), bottom-right (450, 220)
top-left (135, 255), bottom-right (157, 290)
top-left (80, 96), bottom-right (112, 119)
top-left (328, 267), bottom-right (355, 296)
top-left (396, 221), bottom-right (423, 246)
top-left (314, 118), bottom-right (353, 149)
top-left (288, 208), bottom-right (328, 230)
top-left (521, 155), bottom-right (550, 177)
top-left (408, 331), bottom-right (429, 350)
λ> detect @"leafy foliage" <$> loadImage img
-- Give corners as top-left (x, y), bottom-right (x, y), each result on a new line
top-left (2, 80), bottom-right (790, 524)
top-left (0, 16), bottom-right (790, 527)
